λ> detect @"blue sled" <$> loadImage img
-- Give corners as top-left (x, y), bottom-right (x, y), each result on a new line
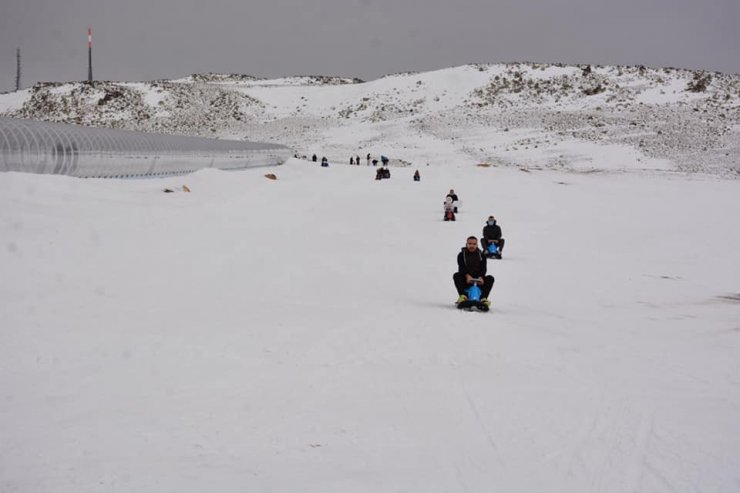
top-left (486, 243), bottom-right (502, 259)
top-left (457, 279), bottom-right (489, 311)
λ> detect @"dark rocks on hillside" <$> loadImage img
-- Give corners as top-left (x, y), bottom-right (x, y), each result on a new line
top-left (582, 84), bottom-right (605, 96)
top-left (191, 73), bottom-right (262, 83)
top-left (98, 89), bottom-right (125, 105)
top-left (687, 73), bottom-right (712, 93)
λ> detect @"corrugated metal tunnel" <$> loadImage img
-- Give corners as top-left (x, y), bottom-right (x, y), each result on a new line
top-left (0, 117), bottom-right (292, 178)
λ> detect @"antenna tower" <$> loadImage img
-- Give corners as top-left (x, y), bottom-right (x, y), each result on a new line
top-left (16, 48), bottom-right (21, 91)
top-left (87, 27), bottom-right (93, 82)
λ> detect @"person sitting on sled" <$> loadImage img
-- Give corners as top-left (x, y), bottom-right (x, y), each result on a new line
top-left (481, 215), bottom-right (505, 258)
top-left (446, 189), bottom-right (459, 212)
top-left (443, 196), bottom-right (456, 221)
top-left (454, 236), bottom-right (494, 307)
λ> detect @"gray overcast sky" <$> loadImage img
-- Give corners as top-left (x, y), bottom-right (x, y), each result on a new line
top-left (1, 0), bottom-right (738, 91)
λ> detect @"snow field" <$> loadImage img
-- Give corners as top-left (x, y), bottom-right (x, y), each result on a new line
top-left (1, 159), bottom-right (739, 491)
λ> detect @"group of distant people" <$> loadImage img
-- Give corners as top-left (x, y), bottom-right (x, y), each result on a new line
top-left (311, 154), bottom-right (330, 167)
top-left (311, 152), bottom-right (388, 167)
top-left (375, 167), bottom-right (391, 180)
top-left (345, 154), bottom-right (388, 166)
top-left (310, 151), bottom-right (425, 182)
top-left (313, 153), bottom-right (394, 167)
top-left (443, 189), bottom-right (459, 220)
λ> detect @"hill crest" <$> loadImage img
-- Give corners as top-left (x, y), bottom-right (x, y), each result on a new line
top-left (1, 62), bottom-right (738, 176)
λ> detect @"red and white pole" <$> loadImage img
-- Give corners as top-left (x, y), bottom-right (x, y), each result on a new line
top-left (87, 27), bottom-right (93, 82)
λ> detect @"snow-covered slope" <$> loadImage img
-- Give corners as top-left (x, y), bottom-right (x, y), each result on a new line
top-left (1, 159), bottom-right (739, 492)
top-left (1, 63), bottom-right (739, 176)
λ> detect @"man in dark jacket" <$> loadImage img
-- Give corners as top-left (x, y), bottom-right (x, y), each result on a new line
top-left (481, 216), bottom-right (505, 258)
top-left (453, 236), bottom-right (495, 306)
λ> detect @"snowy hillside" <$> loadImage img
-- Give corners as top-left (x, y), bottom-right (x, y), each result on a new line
top-left (1, 62), bottom-right (739, 176)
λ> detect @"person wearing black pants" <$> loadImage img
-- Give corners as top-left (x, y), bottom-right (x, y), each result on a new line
top-left (481, 216), bottom-right (505, 258)
top-left (453, 236), bottom-right (495, 305)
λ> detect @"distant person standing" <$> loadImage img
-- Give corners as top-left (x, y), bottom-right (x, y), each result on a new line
top-left (312, 154), bottom-right (317, 163)
top-left (350, 157), bottom-right (354, 165)
top-left (366, 153), bottom-right (371, 166)
top-left (321, 156), bottom-right (329, 167)
top-left (413, 170), bottom-right (420, 182)
top-left (356, 155), bottom-right (361, 166)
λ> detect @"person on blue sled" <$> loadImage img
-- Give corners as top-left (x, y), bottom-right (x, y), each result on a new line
top-left (454, 236), bottom-right (495, 308)
top-left (481, 215), bottom-right (505, 259)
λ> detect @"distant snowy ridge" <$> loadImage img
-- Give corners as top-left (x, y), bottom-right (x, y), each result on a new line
top-left (1, 62), bottom-right (738, 176)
